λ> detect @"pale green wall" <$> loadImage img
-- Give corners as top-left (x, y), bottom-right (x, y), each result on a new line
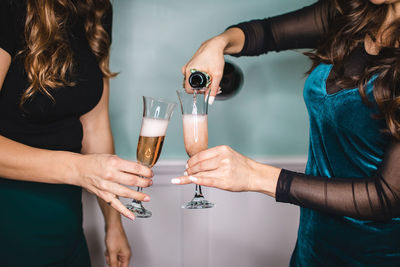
top-left (109, 0), bottom-right (316, 160)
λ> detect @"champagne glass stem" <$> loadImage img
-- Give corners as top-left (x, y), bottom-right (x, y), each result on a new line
top-left (195, 185), bottom-right (203, 197)
top-left (126, 177), bottom-right (152, 218)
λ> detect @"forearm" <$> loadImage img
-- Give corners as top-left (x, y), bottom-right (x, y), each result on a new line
top-left (248, 162), bottom-right (400, 221)
top-left (81, 78), bottom-right (123, 226)
top-left (213, 27), bottom-right (245, 55)
top-left (275, 169), bottom-right (400, 221)
top-left (0, 134), bottom-right (81, 185)
top-left (82, 127), bottom-right (122, 226)
top-left (226, 0), bottom-right (332, 57)
top-left (248, 160), bottom-right (281, 198)
top-left (98, 197), bottom-right (123, 227)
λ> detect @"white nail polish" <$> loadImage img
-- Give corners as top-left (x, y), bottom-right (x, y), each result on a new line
top-left (208, 96), bottom-right (215, 105)
top-left (184, 171), bottom-right (188, 176)
top-left (171, 178), bottom-right (181, 184)
top-left (189, 176), bottom-right (198, 182)
top-left (185, 163), bottom-right (188, 169)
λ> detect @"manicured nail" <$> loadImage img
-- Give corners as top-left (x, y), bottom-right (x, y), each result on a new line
top-left (208, 96), bottom-right (215, 105)
top-left (189, 176), bottom-right (198, 182)
top-left (128, 213), bottom-right (135, 221)
top-left (143, 196), bottom-right (151, 202)
top-left (171, 178), bottom-right (181, 184)
top-left (185, 163), bottom-right (188, 169)
top-left (217, 87), bottom-right (222, 95)
top-left (184, 171), bottom-right (188, 176)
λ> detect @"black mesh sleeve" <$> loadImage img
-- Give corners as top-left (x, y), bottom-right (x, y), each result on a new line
top-left (276, 141), bottom-right (400, 222)
top-left (228, 0), bottom-right (335, 57)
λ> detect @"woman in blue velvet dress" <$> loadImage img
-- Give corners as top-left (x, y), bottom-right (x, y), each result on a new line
top-left (173, 0), bottom-right (400, 265)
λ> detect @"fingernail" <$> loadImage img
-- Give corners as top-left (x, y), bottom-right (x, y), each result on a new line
top-left (171, 178), bottom-right (181, 184)
top-left (184, 171), bottom-right (188, 176)
top-left (208, 96), bottom-right (215, 105)
top-left (185, 163), bottom-right (188, 169)
top-left (143, 196), bottom-right (151, 202)
top-left (128, 213), bottom-right (135, 221)
top-left (189, 176), bottom-right (198, 182)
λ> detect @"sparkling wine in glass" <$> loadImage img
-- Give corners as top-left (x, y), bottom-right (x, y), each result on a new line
top-left (177, 89), bottom-right (215, 209)
top-left (125, 96), bottom-right (176, 218)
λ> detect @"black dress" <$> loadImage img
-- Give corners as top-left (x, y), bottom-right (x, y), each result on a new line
top-left (0, 1), bottom-right (112, 266)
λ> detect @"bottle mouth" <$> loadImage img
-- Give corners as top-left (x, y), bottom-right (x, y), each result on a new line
top-left (189, 73), bottom-right (205, 88)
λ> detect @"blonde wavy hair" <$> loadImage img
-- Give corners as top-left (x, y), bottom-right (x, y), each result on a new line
top-left (21, 0), bottom-right (115, 105)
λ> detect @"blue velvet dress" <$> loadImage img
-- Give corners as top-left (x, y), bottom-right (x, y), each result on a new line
top-left (290, 63), bottom-right (400, 266)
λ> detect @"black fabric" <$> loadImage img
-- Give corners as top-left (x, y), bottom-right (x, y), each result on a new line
top-left (0, 3), bottom-right (112, 265)
top-left (230, 0), bottom-right (334, 56)
top-left (0, 2), bottom-right (112, 153)
top-left (228, 0), bottom-right (400, 221)
top-left (0, 1), bottom-right (22, 57)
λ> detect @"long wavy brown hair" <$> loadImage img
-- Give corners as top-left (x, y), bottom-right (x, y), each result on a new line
top-left (20, 0), bottom-right (115, 105)
top-left (307, 0), bottom-right (400, 139)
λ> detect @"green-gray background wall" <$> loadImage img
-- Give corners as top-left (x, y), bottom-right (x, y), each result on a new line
top-left (109, 0), bottom-right (316, 160)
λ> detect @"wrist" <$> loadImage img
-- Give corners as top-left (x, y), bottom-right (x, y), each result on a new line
top-left (220, 27), bottom-right (245, 54)
top-left (98, 197), bottom-right (123, 229)
top-left (106, 212), bottom-right (122, 228)
top-left (249, 161), bottom-right (281, 198)
top-left (207, 34), bottom-right (230, 54)
top-left (104, 216), bottom-right (123, 232)
top-left (66, 153), bottom-right (87, 187)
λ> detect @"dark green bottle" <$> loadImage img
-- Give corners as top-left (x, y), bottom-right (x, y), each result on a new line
top-left (188, 60), bottom-right (243, 100)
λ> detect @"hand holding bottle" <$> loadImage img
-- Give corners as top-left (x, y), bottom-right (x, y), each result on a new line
top-left (181, 27), bottom-right (245, 104)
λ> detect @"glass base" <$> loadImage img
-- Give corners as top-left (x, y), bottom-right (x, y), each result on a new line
top-left (182, 195), bottom-right (215, 209)
top-left (126, 200), bottom-right (152, 218)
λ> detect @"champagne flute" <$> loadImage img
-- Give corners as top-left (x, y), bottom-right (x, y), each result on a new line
top-left (125, 96), bottom-right (176, 218)
top-left (177, 89), bottom-right (215, 209)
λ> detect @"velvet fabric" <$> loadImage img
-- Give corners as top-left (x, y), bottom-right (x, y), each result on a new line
top-left (290, 63), bottom-right (400, 266)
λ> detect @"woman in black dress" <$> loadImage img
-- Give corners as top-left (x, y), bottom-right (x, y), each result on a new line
top-left (0, 0), bottom-right (152, 266)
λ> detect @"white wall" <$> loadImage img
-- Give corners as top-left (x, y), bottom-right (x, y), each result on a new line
top-left (83, 159), bottom-right (305, 267)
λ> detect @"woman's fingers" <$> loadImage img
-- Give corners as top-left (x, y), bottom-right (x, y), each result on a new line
top-left (97, 179), bottom-right (150, 202)
top-left (188, 174), bottom-right (223, 188)
top-left (171, 176), bottom-right (192, 185)
top-left (116, 158), bottom-right (153, 178)
top-left (208, 70), bottom-right (223, 103)
top-left (171, 171), bottom-right (223, 189)
top-left (186, 155), bottom-right (220, 175)
top-left (99, 191), bottom-right (136, 221)
top-left (108, 251), bottom-right (118, 267)
top-left (188, 145), bottom-right (230, 167)
top-left (109, 171), bottom-right (152, 188)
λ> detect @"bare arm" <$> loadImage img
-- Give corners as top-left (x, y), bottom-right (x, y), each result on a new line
top-left (0, 48), bottom-right (10, 91)
top-left (80, 78), bottom-right (132, 267)
top-left (173, 142), bottom-right (400, 222)
top-left (0, 48), bottom-right (151, 220)
top-left (0, 48), bottom-right (81, 185)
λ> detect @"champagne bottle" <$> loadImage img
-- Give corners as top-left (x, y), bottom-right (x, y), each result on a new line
top-left (188, 60), bottom-right (243, 100)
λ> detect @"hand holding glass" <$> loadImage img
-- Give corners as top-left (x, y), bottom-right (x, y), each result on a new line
top-left (125, 96), bottom-right (176, 218)
top-left (177, 89), bottom-right (215, 209)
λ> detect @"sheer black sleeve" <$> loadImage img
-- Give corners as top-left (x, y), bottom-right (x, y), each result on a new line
top-left (276, 141), bottom-right (400, 222)
top-left (229, 0), bottom-right (335, 56)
